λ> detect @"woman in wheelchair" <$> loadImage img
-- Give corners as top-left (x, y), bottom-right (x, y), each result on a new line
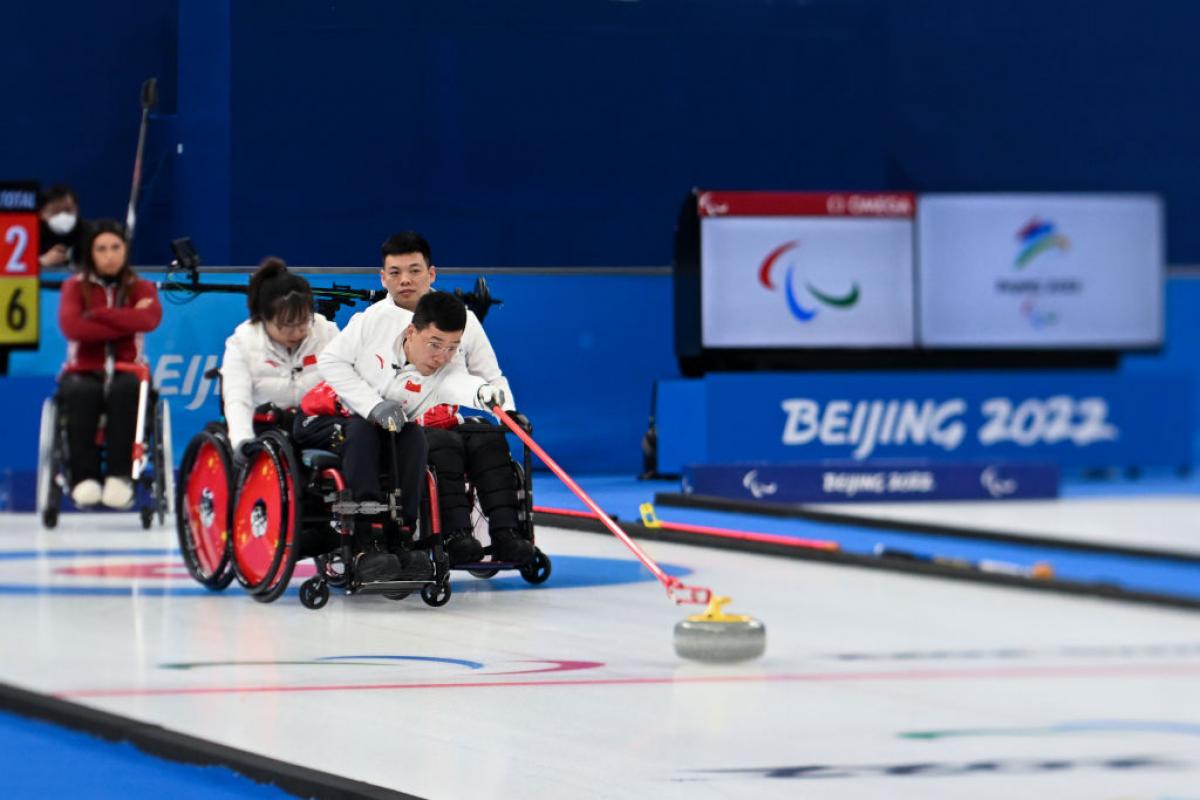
top-left (221, 257), bottom-right (339, 464)
top-left (57, 220), bottom-right (162, 508)
top-left (176, 258), bottom-right (338, 591)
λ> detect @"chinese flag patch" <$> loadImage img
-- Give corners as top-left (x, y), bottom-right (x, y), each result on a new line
top-left (302, 354), bottom-right (317, 367)
top-left (405, 380), bottom-right (422, 393)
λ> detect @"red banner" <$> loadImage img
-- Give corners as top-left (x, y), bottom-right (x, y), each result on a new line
top-left (696, 190), bottom-right (915, 218)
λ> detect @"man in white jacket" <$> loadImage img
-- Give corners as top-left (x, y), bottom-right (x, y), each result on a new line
top-left (309, 291), bottom-right (512, 579)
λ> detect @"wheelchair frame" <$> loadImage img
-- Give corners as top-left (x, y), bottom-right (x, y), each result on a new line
top-left (452, 417), bottom-right (552, 585)
top-left (183, 423), bottom-right (452, 609)
top-left (36, 362), bottom-right (174, 530)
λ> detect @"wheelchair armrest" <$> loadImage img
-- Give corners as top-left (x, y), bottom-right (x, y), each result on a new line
top-left (301, 449), bottom-right (341, 472)
top-left (508, 410), bottom-right (532, 435)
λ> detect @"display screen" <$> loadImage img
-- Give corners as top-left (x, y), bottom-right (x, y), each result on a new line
top-left (917, 194), bottom-right (1164, 348)
top-left (698, 192), bottom-right (916, 348)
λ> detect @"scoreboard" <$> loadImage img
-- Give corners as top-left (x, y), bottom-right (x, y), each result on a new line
top-left (0, 182), bottom-right (39, 348)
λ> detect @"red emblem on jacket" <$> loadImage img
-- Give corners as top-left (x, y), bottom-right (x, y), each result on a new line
top-left (302, 354), bottom-right (317, 367)
top-left (404, 380), bottom-right (422, 393)
top-left (300, 381), bottom-right (350, 417)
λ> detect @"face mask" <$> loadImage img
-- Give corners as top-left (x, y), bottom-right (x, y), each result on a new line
top-left (46, 212), bottom-right (77, 235)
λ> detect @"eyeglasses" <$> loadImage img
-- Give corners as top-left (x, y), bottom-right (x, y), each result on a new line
top-left (422, 339), bottom-right (459, 357)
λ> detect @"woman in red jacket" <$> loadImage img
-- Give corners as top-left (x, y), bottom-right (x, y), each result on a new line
top-left (58, 220), bottom-right (163, 509)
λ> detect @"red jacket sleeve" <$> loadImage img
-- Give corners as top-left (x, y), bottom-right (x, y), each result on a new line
top-left (58, 277), bottom-right (127, 342)
top-left (85, 280), bottom-right (163, 334)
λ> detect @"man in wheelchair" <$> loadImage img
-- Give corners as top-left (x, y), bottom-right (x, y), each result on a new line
top-left (302, 292), bottom-right (515, 582)
top-left (363, 231), bottom-right (528, 567)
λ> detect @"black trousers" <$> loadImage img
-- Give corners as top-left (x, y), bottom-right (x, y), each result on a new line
top-left (293, 414), bottom-right (427, 525)
top-left (60, 371), bottom-right (141, 483)
top-left (425, 424), bottom-right (519, 533)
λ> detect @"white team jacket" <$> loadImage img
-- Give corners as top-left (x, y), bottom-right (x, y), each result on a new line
top-left (319, 316), bottom-right (492, 422)
top-left (317, 297), bottom-right (515, 419)
top-left (221, 314), bottom-right (340, 448)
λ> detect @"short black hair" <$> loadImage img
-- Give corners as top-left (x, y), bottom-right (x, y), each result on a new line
top-left (380, 231), bottom-right (432, 265)
top-left (412, 291), bottom-right (466, 334)
top-left (247, 256), bottom-right (313, 324)
top-left (38, 184), bottom-right (78, 211)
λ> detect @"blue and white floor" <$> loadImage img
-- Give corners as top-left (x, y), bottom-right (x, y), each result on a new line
top-left (2, 480), bottom-right (1200, 799)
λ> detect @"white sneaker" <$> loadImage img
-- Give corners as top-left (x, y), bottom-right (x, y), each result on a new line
top-left (101, 477), bottom-right (135, 509)
top-left (71, 479), bottom-right (102, 507)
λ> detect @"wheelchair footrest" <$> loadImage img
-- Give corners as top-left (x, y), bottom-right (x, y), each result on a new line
top-left (330, 500), bottom-right (393, 516)
top-left (354, 578), bottom-right (439, 594)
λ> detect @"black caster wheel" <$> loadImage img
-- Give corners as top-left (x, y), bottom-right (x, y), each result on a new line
top-left (42, 508), bottom-right (59, 530)
top-left (140, 507), bottom-right (154, 530)
top-left (421, 580), bottom-right (452, 607)
top-left (519, 549), bottom-right (552, 585)
top-left (468, 567), bottom-right (500, 579)
top-left (299, 578), bottom-right (330, 610)
top-left (383, 591), bottom-right (411, 601)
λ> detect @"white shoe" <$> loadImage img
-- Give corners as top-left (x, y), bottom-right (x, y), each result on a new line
top-left (71, 479), bottom-right (102, 507)
top-left (101, 477), bottom-right (135, 509)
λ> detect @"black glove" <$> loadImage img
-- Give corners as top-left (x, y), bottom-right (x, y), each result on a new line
top-left (368, 399), bottom-right (407, 431)
top-left (232, 439), bottom-right (256, 470)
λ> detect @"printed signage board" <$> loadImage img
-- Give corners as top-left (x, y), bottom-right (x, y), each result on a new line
top-left (698, 191), bottom-right (916, 348)
top-left (918, 194), bottom-right (1163, 348)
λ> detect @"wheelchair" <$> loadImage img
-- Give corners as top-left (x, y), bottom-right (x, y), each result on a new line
top-left (177, 409), bottom-right (550, 608)
top-left (36, 362), bottom-right (174, 530)
top-left (178, 405), bottom-right (452, 608)
top-left (239, 427), bottom-right (452, 609)
top-left (174, 404), bottom-right (297, 593)
top-left (450, 416), bottom-right (551, 585)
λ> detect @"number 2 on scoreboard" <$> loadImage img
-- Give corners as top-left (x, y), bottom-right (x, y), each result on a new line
top-left (4, 225), bottom-right (30, 273)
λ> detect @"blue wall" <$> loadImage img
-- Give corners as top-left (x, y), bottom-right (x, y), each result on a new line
top-left (0, 0), bottom-right (177, 264)
top-left (4, 1), bottom-right (1200, 267)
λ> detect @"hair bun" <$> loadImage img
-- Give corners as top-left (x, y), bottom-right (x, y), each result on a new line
top-left (247, 256), bottom-right (313, 323)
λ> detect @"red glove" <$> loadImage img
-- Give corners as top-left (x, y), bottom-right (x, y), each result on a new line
top-left (300, 381), bottom-right (351, 417)
top-left (418, 404), bottom-right (462, 430)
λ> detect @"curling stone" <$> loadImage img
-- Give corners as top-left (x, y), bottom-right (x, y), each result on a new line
top-left (673, 595), bottom-right (766, 663)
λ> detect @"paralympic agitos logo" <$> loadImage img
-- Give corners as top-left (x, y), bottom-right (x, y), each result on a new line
top-left (758, 241), bottom-right (860, 322)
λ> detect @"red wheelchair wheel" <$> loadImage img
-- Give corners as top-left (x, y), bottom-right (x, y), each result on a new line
top-left (175, 429), bottom-right (235, 589)
top-left (232, 430), bottom-right (299, 602)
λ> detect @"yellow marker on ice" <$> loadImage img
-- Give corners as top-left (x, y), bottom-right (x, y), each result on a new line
top-left (639, 502), bottom-right (662, 528)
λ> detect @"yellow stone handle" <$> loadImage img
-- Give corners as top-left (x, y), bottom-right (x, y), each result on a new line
top-left (688, 595), bottom-right (752, 623)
